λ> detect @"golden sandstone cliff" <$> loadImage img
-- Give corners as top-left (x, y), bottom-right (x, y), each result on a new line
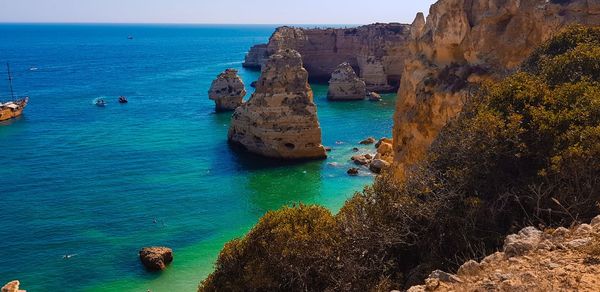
top-left (228, 49), bottom-right (327, 159)
top-left (392, 0), bottom-right (600, 176)
top-left (244, 23), bottom-right (411, 92)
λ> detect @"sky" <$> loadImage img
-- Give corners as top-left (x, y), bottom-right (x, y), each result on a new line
top-left (0, 0), bottom-right (436, 24)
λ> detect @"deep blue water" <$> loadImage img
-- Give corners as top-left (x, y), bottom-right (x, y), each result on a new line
top-left (0, 24), bottom-right (397, 291)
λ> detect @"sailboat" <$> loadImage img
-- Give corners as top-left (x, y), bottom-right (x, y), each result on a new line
top-left (0, 63), bottom-right (28, 122)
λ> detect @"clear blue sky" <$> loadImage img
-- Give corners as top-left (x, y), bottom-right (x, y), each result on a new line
top-left (0, 0), bottom-right (436, 24)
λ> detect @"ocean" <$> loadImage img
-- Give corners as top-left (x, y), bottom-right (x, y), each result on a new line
top-left (0, 24), bottom-right (396, 291)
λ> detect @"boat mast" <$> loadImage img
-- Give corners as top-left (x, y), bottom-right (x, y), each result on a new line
top-left (7, 63), bottom-right (16, 101)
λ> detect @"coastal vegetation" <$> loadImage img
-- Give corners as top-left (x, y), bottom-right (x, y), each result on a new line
top-left (199, 26), bottom-right (600, 291)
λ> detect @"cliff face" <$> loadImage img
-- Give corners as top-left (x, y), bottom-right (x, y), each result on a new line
top-left (243, 44), bottom-right (268, 69)
top-left (228, 49), bottom-right (327, 160)
top-left (244, 23), bottom-right (411, 92)
top-left (393, 0), bottom-right (600, 175)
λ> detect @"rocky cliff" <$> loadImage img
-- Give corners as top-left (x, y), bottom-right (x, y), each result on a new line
top-left (392, 0), bottom-right (600, 176)
top-left (243, 44), bottom-right (268, 69)
top-left (228, 49), bottom-right (327, 160)
top-left (243, 23), bottom-right (411, 92)
top-left (327, 62), bottom-right (366, 100)
top-left (208, 69), bottom-right (246, 111)
top-left (408, 216), bottom-right (600, 292)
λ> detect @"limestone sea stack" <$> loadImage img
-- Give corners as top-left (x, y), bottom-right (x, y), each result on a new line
top-left (228, 49), bottom-right (327, 160)
top-left (139, 247), bottom-right (173, 271)
top-left (327, 63), bottom-right (367, 101)
top-left (208, 69), bottom-right (246, 111)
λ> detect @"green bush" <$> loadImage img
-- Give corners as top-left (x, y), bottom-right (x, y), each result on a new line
top-left (199, 204), bottom-right (341, 291)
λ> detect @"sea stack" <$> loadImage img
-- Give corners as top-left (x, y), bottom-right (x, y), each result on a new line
top-left (228, 49), bottom-right (327, 160)
top-left (327, 62), bottom-right (367, 100)
top-left (208, 69), bottom-right (246, 111)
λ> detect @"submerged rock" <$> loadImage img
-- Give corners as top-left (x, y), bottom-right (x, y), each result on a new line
top-left (327, 62), bottom-right (367, 100)
top-left (208, 69), bottom-right (246, 111)
top-left (139, 247), bottom-right (173, 271)
top-left (347, 168), bottom-right (360, 176)
top-left (359, 137), bottom-right (376, 145)
top-left (228, 49), bottom-right (327, 160)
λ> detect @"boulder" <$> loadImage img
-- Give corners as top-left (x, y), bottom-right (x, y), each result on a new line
top-left (367, 91), bottom-right (382, 101)
top-left (208, 69), bottom-right (246, 111)
top-left (1, 281), bottom-right (24, 292)
top-left (327, 62), bottom-right (367, 100)
top-left (352, 154), bottom-right (372, 166)
top-left (228, 49), bottom-right (327, 160)
top-left (139, 247), bottom-right (173, 271)
top-left (503, 227), bottom-right (542, 257)
top-left (375, 137), bottom-right (393, 148)
top-left (359, 137), bottom-right (376, 145)
top-left (347, 168), bottom-right (359, 176)
top-left (369, 159), bottom-right (391, 174)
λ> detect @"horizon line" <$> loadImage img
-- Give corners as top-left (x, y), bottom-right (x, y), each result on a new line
top-left (0, 21), bottom-right (408, 26)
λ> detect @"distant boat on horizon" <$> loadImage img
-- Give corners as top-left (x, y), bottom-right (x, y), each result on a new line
top-left (0, 63), bottom-right (29, 122)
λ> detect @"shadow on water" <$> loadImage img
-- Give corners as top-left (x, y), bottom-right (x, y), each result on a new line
top-left (228, 142), bottom-right (326, 171)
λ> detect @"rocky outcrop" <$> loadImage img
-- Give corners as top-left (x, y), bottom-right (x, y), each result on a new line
top-left (228, 49), bottom-right (327, 160)
top-left (327, 63), bottom-right (366, 100)
top-left (139, 247), bottom-right (173, 271)
top-left (1, 281), bottom-right (25, 292)
top-left (245, 23), bottom-right (411, 92)
top-left (243, 44), bottom-right (269, 69)
top-left (208, 69), bottom-right (246, 111)
top-left (407, 215), bottom-right (600, 292)
top-left (393, 0), bottom-right (600, 176)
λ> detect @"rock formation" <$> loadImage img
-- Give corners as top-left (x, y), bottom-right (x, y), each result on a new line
top-left (244, 23), bottom-right (411, 92)
top-left (407, 215), bottom-right (600, 292)
top-left (393, 0), bottom-right (600, 176)
top-left (243, 44), bottom-right (269, 69)
top-left (1, 281), bottom-right (25, 292)
top-left (139, 247), bottom-right (173, 271)
top-left (327, 63), bottom-right (367, 100)
top-left (367, 91), bottom-right (382, 101)
top-left (228, 49), bottom-right (327, 160)
top-left (208, 69), bottom-right (246, 111)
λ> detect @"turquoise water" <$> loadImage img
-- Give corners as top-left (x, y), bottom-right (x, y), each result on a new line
top-left (0, 24), bottom-right (396, 291)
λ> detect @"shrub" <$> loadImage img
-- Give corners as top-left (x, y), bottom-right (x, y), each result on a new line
top-left (199, 204), bottom-right (341, 292)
